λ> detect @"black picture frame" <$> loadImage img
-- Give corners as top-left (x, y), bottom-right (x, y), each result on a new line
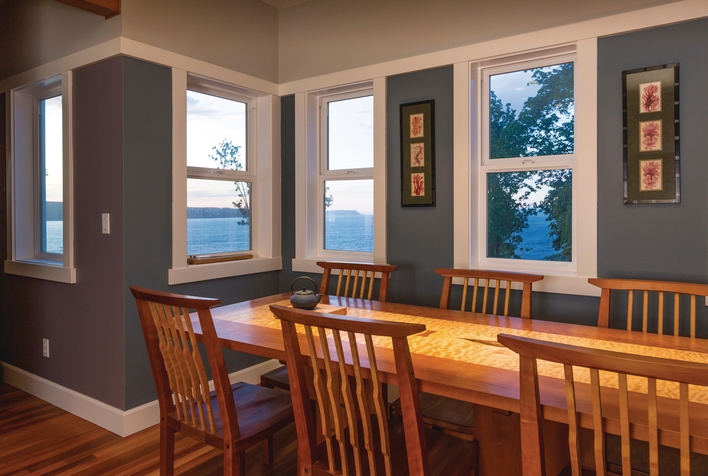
top-left (622, 63), bottom-right (680, 204)
top-left (400, 100), bottom-right (435, 206)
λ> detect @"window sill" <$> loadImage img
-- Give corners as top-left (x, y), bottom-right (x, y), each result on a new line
top-left (4, 260), bottom-right (77, 284)
top-left (168, 256), bottom-right (282, 285)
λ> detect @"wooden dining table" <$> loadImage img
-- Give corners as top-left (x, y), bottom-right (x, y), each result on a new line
top-left (192, 292), bottom-right (708, 476)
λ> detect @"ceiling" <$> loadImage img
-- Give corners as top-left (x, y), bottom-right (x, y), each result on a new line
top-left (259, 0), bottom-right (309, 9)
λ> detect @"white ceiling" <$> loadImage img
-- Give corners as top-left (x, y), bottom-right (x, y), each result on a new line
top-left (259, 0), bottom-right (309, 9)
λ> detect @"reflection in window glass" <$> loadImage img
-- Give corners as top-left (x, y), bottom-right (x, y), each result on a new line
top-left (324, 179), bottom-right (373, 252)
top-left (40, 95), bottom-right (63, 254)
top-left (187, 179), bottom-right (251, 255)
top-left (327, 96), bottom-right (373, 170)
top-left (487, 169), bottom-right (571, 261)
top-left (489, 62), bottom-right (574, 159)
top-left (187, 90), bottom-right (247, 170)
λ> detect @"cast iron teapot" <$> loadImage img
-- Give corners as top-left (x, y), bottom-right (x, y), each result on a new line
top-left (290, 276), bottom-right (322, 310)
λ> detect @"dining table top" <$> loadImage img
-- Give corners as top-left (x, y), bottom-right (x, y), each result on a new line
top-left (192, 292), bottom-right (708, 454)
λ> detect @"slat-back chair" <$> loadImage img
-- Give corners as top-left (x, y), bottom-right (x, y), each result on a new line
top-left (437, 268), bottom-right (544, 318)
top-left (269, 304), bottom-right (477, 476)
top-left (261, 261), bottom-right (398, 392)
top-left (498, 333), bottom-right (708, 476)
top-left (588, 278), bottom-right (708, 337)
top-left (130, 286), bottom-right (294, 476)
top-left (318, 261), bottom-right (398, 301)
top-left (391, 268), bottom-right (543, 437)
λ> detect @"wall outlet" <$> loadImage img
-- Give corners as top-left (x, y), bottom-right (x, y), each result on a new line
top-left (42, 338), bottom-right (49, 358)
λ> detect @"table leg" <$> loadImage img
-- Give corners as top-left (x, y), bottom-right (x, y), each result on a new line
top-left (472, 404), bottom-right (569, 476)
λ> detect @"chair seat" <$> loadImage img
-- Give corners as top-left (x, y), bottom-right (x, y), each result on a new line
top-left (313, 415), bottom-right (477, 476)
top-left (168, 381), bottom-right (294, 451)
top-left (390, 392), bottom-right (474, 435)
top-left (260, 365), bottom-right (290, 390)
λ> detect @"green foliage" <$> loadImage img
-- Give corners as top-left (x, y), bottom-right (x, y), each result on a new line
top-left (325, 186), bottom-right (333, 209)
top-left (487, 63), bottom-right (574, 261)
top-left (209, 140), bottom-right (251, 224)
top-left (487, 172), bottom-right (536, 259)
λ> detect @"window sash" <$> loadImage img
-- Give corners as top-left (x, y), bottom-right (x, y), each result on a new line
top-left (316, 89), bottom-right (374, 259)
top-left (481, 53), bottom-right (576, 166)
top-left (477, 53), bottom-right (577, 273)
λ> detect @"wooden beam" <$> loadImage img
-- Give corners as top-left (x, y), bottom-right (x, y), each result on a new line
top-left (55, 0), bottom-right (120, 19)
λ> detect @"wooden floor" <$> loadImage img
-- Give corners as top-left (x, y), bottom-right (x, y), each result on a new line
top-left (0, 383), bottom-right (298, 476)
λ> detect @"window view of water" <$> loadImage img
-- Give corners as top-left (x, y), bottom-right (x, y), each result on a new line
top-left (325, 211), bottom-right (373, 252)
top-left (513, 212), bottom-right (555, 260)
top-left (46, 213), bottom-right (375, 257)
top-left (46, 221), bottom-right (63, 254)
top-left (188, 217), bottom-right (251, 256)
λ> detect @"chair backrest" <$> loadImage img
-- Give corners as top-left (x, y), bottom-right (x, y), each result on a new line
top-left (588, 278), bottom-right (708, 336)
top-left (270, 303), bottom-right (428, 476)
top-left (130, 286), bottom-right (239, 440)
top-left (435, 268), bottom-right (543, 318)
top-left (498, 333), bottom-right (708, 476)
top-left (317, 261), bottom-right (398, 302)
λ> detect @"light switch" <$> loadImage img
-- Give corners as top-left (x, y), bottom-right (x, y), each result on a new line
top-left (102, 213), bottom-right (110, 234)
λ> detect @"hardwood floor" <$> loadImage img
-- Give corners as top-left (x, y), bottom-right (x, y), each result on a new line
top-left (0, 383), bottom-right (298, 476)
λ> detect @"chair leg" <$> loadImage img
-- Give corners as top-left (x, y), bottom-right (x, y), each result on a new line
top-left (224, 444), bottom-right (246, 476)
top-left (262, 435), bottom-right (274, 465)
top-left (160, 420), bottom-right (175, 476)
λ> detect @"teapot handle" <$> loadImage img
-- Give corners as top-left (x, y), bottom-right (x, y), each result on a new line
top-left (291, 276), bottom-right (319, 295)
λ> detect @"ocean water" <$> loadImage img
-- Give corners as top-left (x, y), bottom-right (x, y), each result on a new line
top-left (188, 217), bottom-right (250, 255)
top-left (325, 213), bottom-right (373, 253)
top-left (46, 213), bottom-right (556, 260)
top-left (513, 213), bottom-right (555, 260)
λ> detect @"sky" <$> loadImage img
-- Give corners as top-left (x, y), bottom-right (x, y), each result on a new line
top-left (187, 90), bottom-right (248, 208)
top-left (44, 95), bottom-right (62, 202)
top-left (187, 90), bottom-right (375, 215)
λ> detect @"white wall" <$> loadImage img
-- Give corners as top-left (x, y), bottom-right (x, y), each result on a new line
top-left (277, 0), bottom-right (682, 82)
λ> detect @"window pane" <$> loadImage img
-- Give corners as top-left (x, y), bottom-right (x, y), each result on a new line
top-left (489, 62), bottom-right (574, 159)
top-left (324, 179), bottom-right (373, 252)
top-left (487, 169), bottom-right (572, 261)
top-left (187, 179), bottom-right (251, 255)
top-left (327, 95), bottom-right (373, 170)
top-left (187, 90), bottom-right (247, 170)
top-left (40, 95), bottom-right (63, 254)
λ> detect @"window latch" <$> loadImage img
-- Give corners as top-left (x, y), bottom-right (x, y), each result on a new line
top-left (521, 159), bottom-right (537, 165)
top-left (346, 171), bottom-right (357, 175)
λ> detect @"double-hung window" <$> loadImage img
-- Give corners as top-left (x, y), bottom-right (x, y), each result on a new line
top-left (479, 53), bottom-right (576, 273)
top-left (5, 73), bottom-right (75, 283)
top-left (293, 80), bottom-right (385, 273)
top-left (186, 85), bottom-right (254, 259)
top-left (319, 91), bottom-right (374, 256)
top-left (169, 71), bottom-right (281, 284)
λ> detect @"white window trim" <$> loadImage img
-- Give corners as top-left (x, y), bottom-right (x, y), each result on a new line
top-left (5, 71), bottom-right (76, 284)
top-left (169, 69), bottom-right (281, 285)
top-left (453, 39), bottom-right (598, 296)
top-left (293, 78), bottom-right (387, 274)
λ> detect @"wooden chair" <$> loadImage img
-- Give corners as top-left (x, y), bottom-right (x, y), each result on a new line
top-left (588, 278), bottom-right (708, 336)
top-left (498, 333), bottom-right (708, 476)
top-left (270, 303), bottom-right (478, 476)
top-left (130, 286), bottom-right (294, 475)
top-left (260, 261), bottom-right (398, 391)
top-left (391, 268), bottom-right (543, 437)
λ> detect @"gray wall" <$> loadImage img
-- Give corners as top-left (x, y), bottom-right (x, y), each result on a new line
top-left (385, 67), bottom-right (455, 308)
top-left (597, 17), bottom-right (708, 334)
top-left (0, 57), bottom-right (280, 410)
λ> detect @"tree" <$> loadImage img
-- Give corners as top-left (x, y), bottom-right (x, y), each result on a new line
top-left (209, 140), bottom-right (251, 224)
top-left (487, 63), bottom-right (574, 260)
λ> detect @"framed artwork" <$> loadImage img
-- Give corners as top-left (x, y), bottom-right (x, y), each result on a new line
top-left (622, 63), bottom-right (680, 203)
top-left (400, 100), bottom-right (435, 206)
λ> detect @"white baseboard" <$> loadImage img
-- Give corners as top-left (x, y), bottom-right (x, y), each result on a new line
top-left (0, 359), bottom-right (283, 437)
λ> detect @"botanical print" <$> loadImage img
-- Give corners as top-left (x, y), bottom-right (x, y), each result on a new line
top-left (639, 159), bottom-right (663, 191)
top-left (639, 120), bottom-right (662, 152)
top-left (409, 113), bottom-right (424, 138)
top-left (410, 143), bottom-right (425, 167)
top-left (639, 81), bottom-right (662, 113)
top-left (411, 173), bottom-right (425, 196)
